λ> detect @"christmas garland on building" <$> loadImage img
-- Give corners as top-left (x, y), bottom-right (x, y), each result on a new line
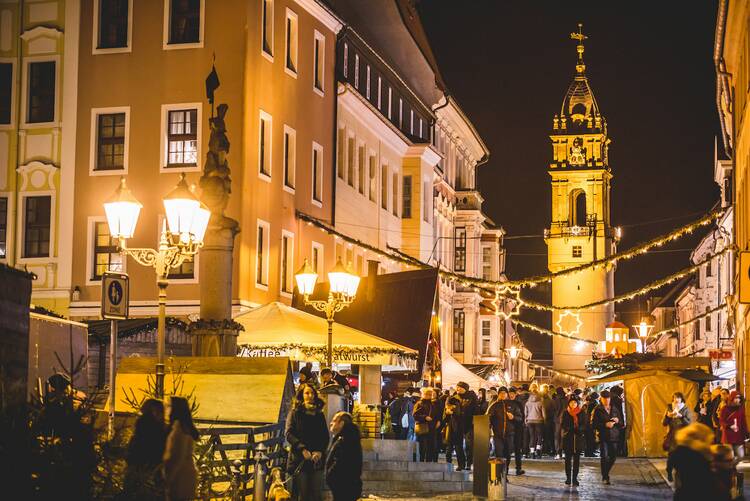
top-left (237, 343), bottom-right (418, 361)
top-left (646, 303), bottom-right (727, 339)
top-left (186, 318), bottom-right (245, 333)
top-left (585, 352), bottom-right (661, 374)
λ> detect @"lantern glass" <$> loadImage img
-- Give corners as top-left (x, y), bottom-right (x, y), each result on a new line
top-left (189, 204), bottom-right (211, 244)
top-left (103, 177), bottom-right (142, 239)
top-left (509, 345), bottom-right (519, 359)
top-left (295, 260), bottom-right (318, 296)
top-left (328, 258), bottom-right (350, 295)
top-left (163, 174), bottom-right (200, 238)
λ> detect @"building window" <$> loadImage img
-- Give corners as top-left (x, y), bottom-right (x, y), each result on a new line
top-left (313, 31), bottom-right (325, 93)
top-left (705, 307), bottom-right (712, 332)
top-left (398, 98), bottom-right (403, 128)
top-left (402, 175), bottom-right (412, 218)
top-left (0, 63), bottom-right (10, 124)
top-left (392, 172), bottom-right (399, 217)
top-left (453, 309), bottom-right (465, 353)
top-left (381, 164), bottom-right (388, 211)
top-left (572, 245), bottom-right (582, 258)
top-left (369, 154), bottom-right (377, 202)
top-left (92, 221), bottom-right (123, 280)
top-left (337, 127), bottom-right (345, 179)
top-left (280, 232), bottom-right (294, 294)
top-left (377, 76), bottom-right (382, 109)
top-left (454, 227), bottom-right (466, 272)
top-left (347, 136), bottom-right (355, 187)
top-left (423, 181), bottom-right (430, 223)
top-left (366, 65), bottom-right (371, 99)
top-left (167, 0), bottom-right (201, 45)
top-left (97, 0), bottom-right (129, 49)
top-left (166, 109), bottom-right (197, 167)
top-left (312, 142), bottom-right (323, 204)
top-left (481, 320), bottom-right (491, 355)
top-left (96, 112), bottom-right (126, 171)
top-left (357, 145), bottom-right (365, 195)
top-left (283, 125), bottom-right (296, 190)
top-left (311, 242), bottom-right (323, 276)
top-left (285, 9), bottom-right (298, 74)
top-left (0, 197), bottom-right (7, 258)
top-left (27, 61), bottom-right (55, 124)
top-left (259, 111), bottom-right (272, 179)
top-left (706, 262), bottom-right (713, 278)
top-left (170, 258), bottom-right (194, 279)
top-left (23, 196), bottom-right (51, 258)
top-left (354, 54), bottom-right (360, 88)
top-left (343, 43), bottom-right (348, 78)
top-left (262, 0), bottom-right (274, 57)
top-left (482, 246), bottom-right (492, 280)
top-left (387, 87), bottom-right (392, 120)
top-left (256, 220), bottom-right (270, 287)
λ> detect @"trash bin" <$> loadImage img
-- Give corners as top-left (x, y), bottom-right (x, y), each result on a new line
top-left (488, 458), bottom-right (507, 500)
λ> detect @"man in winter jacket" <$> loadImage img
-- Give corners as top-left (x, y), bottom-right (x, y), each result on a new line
top-left (389, 393), bottom-right (406, 439)
top-left (508, 387), bottom-right (526, 474)
top-left (541, 386), bottom-right (557, 457)
top-left (487, 387), bottom-right (524, 475)
top-left (456, 382), bottom-right (477, 469)
top-left (591, 389), bottom-right (624, 485)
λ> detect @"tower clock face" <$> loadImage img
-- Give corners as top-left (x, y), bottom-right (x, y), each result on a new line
top-left (569, 137), bottom-right (586, 166)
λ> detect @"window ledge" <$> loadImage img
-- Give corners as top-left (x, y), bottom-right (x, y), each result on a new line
top-left (261, 50), bottom-right (274, 63)
top-left (284, 67), bottom-right (298, 79)
top-left (255, 282), bottom-right (269, 292)
top-left (22, 121), bottom-right (60, 130)
top-left (258, 172), bottom-right (272, 183)
top-left (93, 46), bottom-right (131, 55)
top-left (280, 290), bottom-right (293, 299)
top-left (163, 41), bottom-right (204, 51)
top-left (283, 185), bottom-right (296, 195)
top-left (90, 168), bottom-right (127, 177)
top-left (161, 164), bottom-right (201, 174)
top-left (313, 87), bottom-right (324, 98)
top-left (311, 199), bottom-right (322, 208)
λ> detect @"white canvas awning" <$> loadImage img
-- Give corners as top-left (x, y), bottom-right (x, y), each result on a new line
top-left (441, 354), bottom-right (495, 390)
top-left (235, 302), bottom-right (418, 371)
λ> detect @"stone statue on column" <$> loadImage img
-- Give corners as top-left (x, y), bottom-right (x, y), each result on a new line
top-left (189, 64), bottom-right (243, 356)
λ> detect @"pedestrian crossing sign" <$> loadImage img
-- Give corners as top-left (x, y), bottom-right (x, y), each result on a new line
top-left (102, 272), bottom-right (129, 320)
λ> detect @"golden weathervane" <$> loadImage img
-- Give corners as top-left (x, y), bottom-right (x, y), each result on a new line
top-left (570, 23), bottom-right (587, 73)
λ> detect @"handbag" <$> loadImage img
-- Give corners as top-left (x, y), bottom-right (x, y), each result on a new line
top-left (415, 422), bottom-right (429, 436)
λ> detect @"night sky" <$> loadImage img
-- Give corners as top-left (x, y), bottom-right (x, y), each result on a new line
top-left (418, 1), bottom-right (721, 358)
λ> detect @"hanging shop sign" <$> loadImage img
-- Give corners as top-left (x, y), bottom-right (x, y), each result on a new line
top-left (708, 349), bottom-right (734, 361)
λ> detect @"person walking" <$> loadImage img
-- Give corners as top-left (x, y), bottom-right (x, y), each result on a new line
top-left (442, 393), bottom-right (467, 470)
top-left (285, 384), bottom-right (330, 501)
top-left (719, 390), bottom-right (749, 459)
top-left (123, 399), bottom-right (167, 500)
top-left (414, 388), bottom-right (439, 462)
top-left (610, 385), bottom-right (627, 456)
top-left (163, 396), bottom-right (199, 501)
top-left (388, 391), bottom-right (406, 439)
top-left (525, 390), bottom-right (545, 458)
top-left (591, 389), bottom-right (624, 485)
top-left (542, 386), bottom-right (557, 457)
top-left (695, 389), bottom-right (713, 428)
top-left (430, 388), bottom-right (445, 462)
top-left (508, 387), bottom-right (526, 474)
top-left (669, 422), bottom-right (731, 501)
top-left (582, 392), bottom-right (599, 457)
top-left (561, 396), bottom-right (584, 487)
top-left (487, 387), bottom-right (524, 475)
top-left (662, 392), bottom-right (695, 482)
top-left (456, 381), bottom-right (477, 469)
top-left (554, 387), bottom-right (567, 459)
top-left (405, 388), bottom-right (417, 442)
top-left (325, 411), bottom-right (363, 501)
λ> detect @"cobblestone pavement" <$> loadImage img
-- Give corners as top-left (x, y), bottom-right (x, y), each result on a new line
top-left (365, 458), bottom-right (673, 500)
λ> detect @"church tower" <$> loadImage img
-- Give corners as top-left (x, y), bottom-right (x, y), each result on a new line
top-left (546, 25), bottom-right (616, 375)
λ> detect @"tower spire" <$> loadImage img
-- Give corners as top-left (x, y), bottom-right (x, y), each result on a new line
top-left (570, 23), bottom-right (587, 74)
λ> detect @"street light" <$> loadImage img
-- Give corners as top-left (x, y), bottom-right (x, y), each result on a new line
top-left (104, 174), bottom-right (209, 398)
top-left (295, 257), bottom-right (360, 368)
top-left (632, 314), bottom-right (655, 353)
top-left (508, 344), bottom-right (519, 360)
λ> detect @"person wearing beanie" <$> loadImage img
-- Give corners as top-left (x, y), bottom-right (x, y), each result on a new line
top-left (591, 389), bottom-right (624, 484)
top-left (455, 381), bottom-right (478, 470)
top-left (487, 386), bottom-right (523, 475)
top-left (561, 396), bottom-right (584, 487)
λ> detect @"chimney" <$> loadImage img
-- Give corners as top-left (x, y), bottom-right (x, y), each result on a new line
top-left (366, 260), bottom-right (379, 302)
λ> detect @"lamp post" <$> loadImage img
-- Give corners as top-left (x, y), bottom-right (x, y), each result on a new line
top-left (632, 315), bottom-right (655, 353)
top-left (295, 257), bottom-right (360, 368)
top-left (104, 175), bottom-right (209, 398)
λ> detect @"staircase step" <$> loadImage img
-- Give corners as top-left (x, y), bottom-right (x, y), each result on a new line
top-left (362, 479), bottom-right (472, 493)
top-left (363, 470), bottom-right (446, 481)
top-left (362, 460), bottom-right (455, 472)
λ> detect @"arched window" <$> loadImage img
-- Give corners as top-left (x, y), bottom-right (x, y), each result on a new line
top-left (570, 190), bottom-right (587, 227)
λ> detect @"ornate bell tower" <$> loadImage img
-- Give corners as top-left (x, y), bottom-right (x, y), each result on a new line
top-left (546, 25), bottom-right (616, 375)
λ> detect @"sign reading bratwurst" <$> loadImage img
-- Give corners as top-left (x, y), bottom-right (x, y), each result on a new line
top-left (237, 345), bottom-right (414, 369)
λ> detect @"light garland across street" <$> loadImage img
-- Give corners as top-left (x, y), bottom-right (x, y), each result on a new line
top-left (646, 303), bottom-right (727, 340)
top-left (511, 318), bottom-right (598, 345)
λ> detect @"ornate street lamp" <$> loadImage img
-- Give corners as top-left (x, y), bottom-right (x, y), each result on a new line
top-left (632, 314), bottom-right (655, 353)
top-left (508, 344), bottom-right (519, 360)
top-left (295, 257), bottom-right (360, 368)
top-left (104, 174), bottom-right (209, 398)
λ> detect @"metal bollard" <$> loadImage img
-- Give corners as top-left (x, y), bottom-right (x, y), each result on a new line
top-left (253, 443), bottom-right (269, 501)
top-left (487, 458), bottom-right (507, 500)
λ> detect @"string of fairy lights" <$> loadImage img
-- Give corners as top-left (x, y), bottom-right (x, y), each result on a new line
top-left (296, 208), bottom-right (730, 346)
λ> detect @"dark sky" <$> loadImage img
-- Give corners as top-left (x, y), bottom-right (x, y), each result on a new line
top-left (418, 1), bottom-right (721, 358)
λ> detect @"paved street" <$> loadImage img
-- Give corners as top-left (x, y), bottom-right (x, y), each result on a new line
top-left (364, 458), bottom-right (673, 500)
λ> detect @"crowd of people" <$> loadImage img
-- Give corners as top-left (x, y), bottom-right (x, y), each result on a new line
top-left (384, 382), bottom-right (627, 484)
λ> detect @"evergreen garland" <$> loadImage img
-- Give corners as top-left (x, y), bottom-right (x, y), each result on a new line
top-left (585, 352), bottom-right (661, 374)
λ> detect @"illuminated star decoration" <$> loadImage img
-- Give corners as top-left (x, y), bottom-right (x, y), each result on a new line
top-left (556, 309), bottom-right (583, 337)
top-left (493, 286), bottom-right (523, 320)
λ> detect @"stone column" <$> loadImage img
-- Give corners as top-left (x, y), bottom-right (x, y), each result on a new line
top-left (190, 101), bottom-right (241, 356)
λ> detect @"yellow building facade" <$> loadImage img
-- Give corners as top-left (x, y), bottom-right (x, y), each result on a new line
top-left (546, 28), bottom-right (615, 375)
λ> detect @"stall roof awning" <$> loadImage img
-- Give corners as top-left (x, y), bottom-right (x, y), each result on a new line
top-left (235, 302), bottom-right (417, 370)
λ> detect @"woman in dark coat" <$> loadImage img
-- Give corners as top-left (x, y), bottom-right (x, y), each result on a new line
top-left (560, 396), bottom-right (584, 486)
top-left (476, 388), bottom-right (489, 415)
top-left (123, 399), bottom-right (167, 500)
top-left (285, 384), bottom-right (330, 501)
top-left (325, 411), bottom-right (363, 501)
top-left (413, 388), bottom-right (439, 462)
top-left (669, 422), bottom-right (730, 501)
top-left (694, 389), bottom-right (713, 428)
top-left (663, 392), bottom-right (695, 482)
